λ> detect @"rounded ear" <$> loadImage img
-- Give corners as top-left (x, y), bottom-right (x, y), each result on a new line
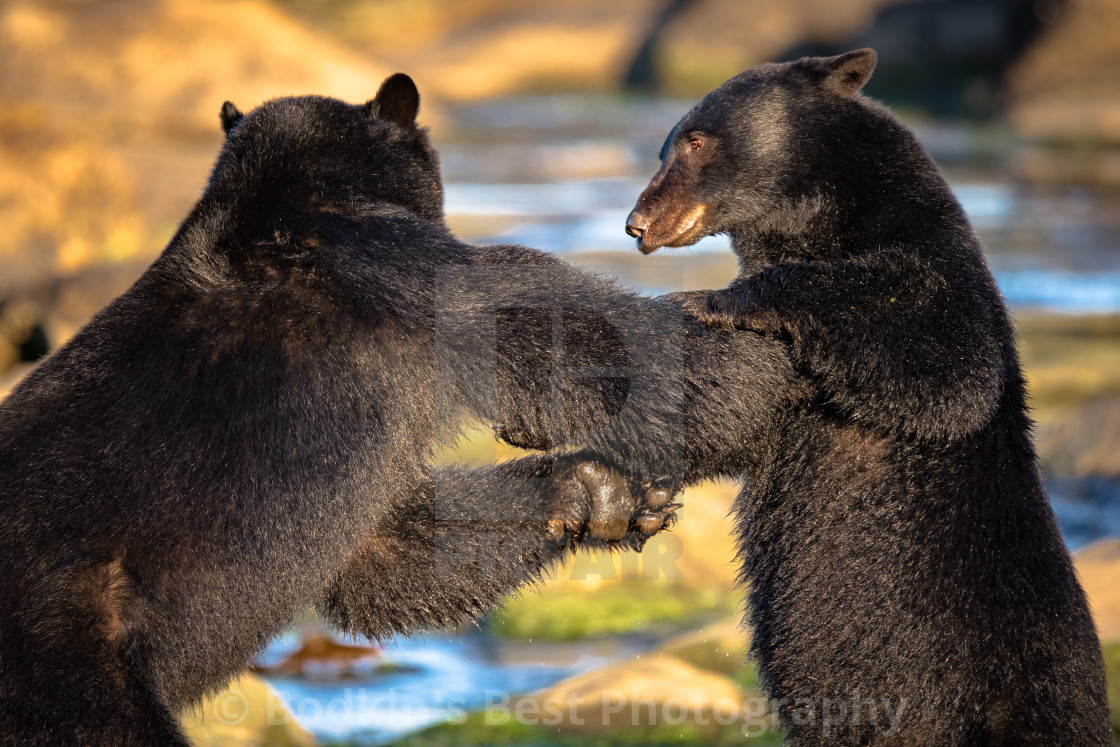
top-left (366, 73), bottom-right (420, 129)
top-left (220, 101), bottom-right (244, 134)
top-left (804, 48), bottom-right (877, 98)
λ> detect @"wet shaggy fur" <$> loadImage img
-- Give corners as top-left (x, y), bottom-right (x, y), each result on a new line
top-left (0, 77), bottom-right (796, 745)
top-left (625, 50), bottom-right (1111, 744)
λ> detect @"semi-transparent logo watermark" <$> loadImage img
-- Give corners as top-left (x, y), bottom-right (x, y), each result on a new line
top-left (433, 263), bottom-right (687, 467)
top-left (427, 263), bottom-right (690, 529)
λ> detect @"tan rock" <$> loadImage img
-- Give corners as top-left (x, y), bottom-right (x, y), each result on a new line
top-left (1075, 537), bottom-right (1120, 644)
top-left (251, 624), bottom-right (411, 682)
top-left (0, 364), bottom-right (33, 404)
top-left (181, 673), bottom-right (316, 747)
top-left (668, 479), bottom-right (742, 588)
top-left (539, 478), bottom-right (741, 592)
top-left (292, 0), bottom-right (656, 102)
top-left (308, 0), bottom-right (907, 100)
top-left (410, 6), bottom-right (652, 102)
top-left (0, 116), bottom-right (146, 285)
top-left (0, 0), bottom-right (401, 138)
top-left (0, 0), bottom-right (416, 285)
top-left (658, 614), bottom-right (749, 676)
top-left (1006, 0), bottom-right (1120, 144)
top-left (1037, 397), bottom-right (1120, 479)
top-left (659, 0), bottom-right (903, 93)
top-left (259, 632), bottom-right (379, 680)
top-left (530, 653), bottom-right (750, 731)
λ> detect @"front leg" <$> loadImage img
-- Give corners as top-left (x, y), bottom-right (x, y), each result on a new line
top-left (442, 244), bottom-right (799, 483)
top-left (316, 455), bottom-right (680, 640)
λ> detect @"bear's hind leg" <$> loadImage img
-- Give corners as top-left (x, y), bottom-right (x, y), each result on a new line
top-left (0, 561), bottom-right (189, 746)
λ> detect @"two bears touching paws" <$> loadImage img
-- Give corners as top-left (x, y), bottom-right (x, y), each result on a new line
top-left (0, 49), bottom-right (1111, 747)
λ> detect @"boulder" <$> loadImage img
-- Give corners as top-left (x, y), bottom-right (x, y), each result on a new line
top-left (0, 0), bottom-right (407, 288)
top-left (181, 674), bottom-right (316, 747)
top-left (0, 0), bottom-right (399, 138)
top-left (1074, 537), bottom-right (1120, 644)
top-left (657, 615), bottom-right (749, 676)
top-left (1006, 0), bottom-right (1120, 145)
top-left (528, 653), bottom-right (751, 732)
top-left (1037, 396), bottom-right (1120, 480)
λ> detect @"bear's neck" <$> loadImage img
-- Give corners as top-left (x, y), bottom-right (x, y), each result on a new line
top-left (731, 143), bottom-right (975, 273)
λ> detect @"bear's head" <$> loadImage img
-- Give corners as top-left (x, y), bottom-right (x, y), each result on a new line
top-left (625, 49), bottom-right (936, 266)
top-left (212, 73), bottom-right (443, 230)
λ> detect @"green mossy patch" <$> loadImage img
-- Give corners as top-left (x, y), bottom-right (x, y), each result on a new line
top-left (488, 582), bottom-right (737, 641)
top-left (1104, 642), bottom-right (1120, 739)
top-left (1016, 312), bottom-right (1120, 423)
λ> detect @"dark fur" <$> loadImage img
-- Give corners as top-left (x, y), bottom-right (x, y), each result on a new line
top-left (0, 77), bottom-right (796, 744)
top-left (624, 50), bottom-right (1111, 745)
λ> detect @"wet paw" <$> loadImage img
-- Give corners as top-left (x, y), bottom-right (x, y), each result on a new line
top-left (546, 458), bottom-right (682, 548)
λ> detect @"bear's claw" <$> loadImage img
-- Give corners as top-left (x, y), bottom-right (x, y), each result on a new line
top-left (492, 423), bottom-right (553, 451)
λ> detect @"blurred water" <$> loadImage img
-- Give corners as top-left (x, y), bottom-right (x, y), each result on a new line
top-left (261, 630), bottom-right (653, 745)
top-left (440, 95), bottom-right (1120, 313)
top-left (1049, 478), bottom-right (1120, 550)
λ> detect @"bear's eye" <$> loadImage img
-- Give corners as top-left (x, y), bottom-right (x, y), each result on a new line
top-left (688, 137), bottom-right (703, 152)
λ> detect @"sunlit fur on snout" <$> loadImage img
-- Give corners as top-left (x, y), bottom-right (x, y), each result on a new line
top-left (626, 143), bottom-right (712, 254)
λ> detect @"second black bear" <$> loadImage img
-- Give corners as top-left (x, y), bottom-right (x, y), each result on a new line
top-left (624, 50), bottom-right (1111, 744)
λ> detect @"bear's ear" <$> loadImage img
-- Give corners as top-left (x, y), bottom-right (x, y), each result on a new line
top-left (367, 73), bottom-right (421, 129)
top-left (805, 48), bottom-right (878, 98)
top-left (220, 101), bottom-right (243, 134)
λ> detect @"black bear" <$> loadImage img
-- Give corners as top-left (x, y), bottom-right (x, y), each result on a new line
top-left (0, 75), bottom-right (799, 745)
top-left (622, 50), bottom-right (1111, 744)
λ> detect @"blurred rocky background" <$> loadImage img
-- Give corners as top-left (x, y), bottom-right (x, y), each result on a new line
top-left (2, 0), bottom-right (1119, 744)
top-left (4, 0), bottom-right (1120, 378)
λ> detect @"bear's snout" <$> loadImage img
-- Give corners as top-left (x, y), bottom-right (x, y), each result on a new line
top-left (627, 150), bottom-right (711, 253)
top-left (625, 189), bottom-right (708, 254)
top-left (625, 210), bottom-right (650, 250)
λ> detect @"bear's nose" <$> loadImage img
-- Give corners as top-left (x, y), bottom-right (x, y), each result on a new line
top-left (625, 210), bottom-right (649, 244)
